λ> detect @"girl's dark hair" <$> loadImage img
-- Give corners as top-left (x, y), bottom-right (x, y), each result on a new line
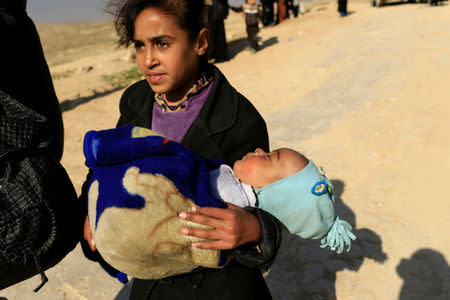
top-left (107, 0), bottom-right (207, 47)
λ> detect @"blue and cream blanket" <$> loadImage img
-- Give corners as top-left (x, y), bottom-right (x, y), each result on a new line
top-left (84, 126), bottom-right (228, 282)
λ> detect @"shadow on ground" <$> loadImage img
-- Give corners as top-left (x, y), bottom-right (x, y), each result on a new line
top-left (228, 36), bottom-right (278, 59)
top-left (376, 0), bottom-right (446, 7)
top-left (265, 179), bottom-right (388, 300)
top-left (397, 248), bottom-right (450, 299)
top-left (59, 86), bottom-right (123, 113)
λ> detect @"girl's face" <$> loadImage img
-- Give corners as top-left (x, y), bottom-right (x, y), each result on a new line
top-left (133, 8), bottom-right (208, 102)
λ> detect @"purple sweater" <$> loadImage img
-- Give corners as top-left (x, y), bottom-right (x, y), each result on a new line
top-left (151, 83), bottom-right (214, 142)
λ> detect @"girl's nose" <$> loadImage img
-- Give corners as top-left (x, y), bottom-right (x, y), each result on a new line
top-left (144, 48), bottom-right (158, 68)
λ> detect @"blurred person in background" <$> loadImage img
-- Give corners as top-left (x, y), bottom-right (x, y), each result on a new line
top-left (206, 0), bottom-right (229, 62)
top-left (261, 0), bottom-right (274, 26)
top-left (338, 0), bottom-right (348, 17)
top-left (276, 0), bottom-right (286, 24)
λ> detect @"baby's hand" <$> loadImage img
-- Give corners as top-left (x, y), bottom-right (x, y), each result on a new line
top-left (179, 203), bottom-right (261, 250)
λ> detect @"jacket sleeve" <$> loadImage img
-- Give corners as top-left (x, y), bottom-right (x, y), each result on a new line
top-left (116, 81), bottom-right (142, 127)
top-left (234, 207), bottom-right (283, 271)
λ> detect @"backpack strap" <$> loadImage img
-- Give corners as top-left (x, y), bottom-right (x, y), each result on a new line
top-left (32, 255), bottom-right (49, 292)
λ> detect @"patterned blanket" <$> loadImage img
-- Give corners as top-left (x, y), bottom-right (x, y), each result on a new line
top-left (84, 126), bottom-right (228, 282)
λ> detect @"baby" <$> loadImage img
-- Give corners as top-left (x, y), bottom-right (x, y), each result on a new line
top-left (83, 126), bottom-right (355, 282)
top-left (210, 148), bottom-right (355, 253)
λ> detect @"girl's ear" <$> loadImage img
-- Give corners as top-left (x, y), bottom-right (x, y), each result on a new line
top-left (195, 28), bottom-right (209, 56)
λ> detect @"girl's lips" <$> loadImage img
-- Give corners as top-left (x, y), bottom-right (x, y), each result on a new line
top-left (147, 73), bottom-right (164, 83)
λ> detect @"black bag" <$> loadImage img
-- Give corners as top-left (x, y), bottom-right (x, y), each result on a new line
top-left (0, 90), bottom-right (82, 291)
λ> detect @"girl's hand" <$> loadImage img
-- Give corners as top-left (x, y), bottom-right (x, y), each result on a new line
top-left (178, 203), bottom-right (261, 250)
top-left (83, 215), bottom-right (97, 251)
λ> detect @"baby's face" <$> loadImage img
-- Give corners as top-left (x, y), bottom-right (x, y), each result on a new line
top-left (233, 148), bottom-right (308, 188)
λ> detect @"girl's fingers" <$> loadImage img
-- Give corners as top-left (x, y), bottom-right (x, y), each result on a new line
top-left (179, 210), bottom-right (231, 230)
top-left (180, 226), bottom-right (219, 240)
top-left (191, 240), bottom-right (230, 250)
top-left (180, 227), bottom-right (237, 250)
top-left (180, 226), bottom-right (239, 249)
top-left (191, 205), bottom-right (233, 220)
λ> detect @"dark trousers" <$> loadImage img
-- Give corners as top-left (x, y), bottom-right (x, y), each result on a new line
top-left (246, 24), bottom-right (259, 50)
top-left (338, 0), bottom-right (348, 13)
top-left (291, 5), bottom-right (300, 17)
top-left (262, 0), bottom-right (275, 26)
top-left (207, 6), bottom-right (229, 62)
top-left (128, 260), bottom-right (272, 300)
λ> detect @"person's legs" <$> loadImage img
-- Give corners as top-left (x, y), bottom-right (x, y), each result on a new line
top-left (213, 20), bottom-right (229, 62)
top-left (299, 1), bottom-right (305, 14)
top-left (246, 24), bottom-right (259, 51)
top-left (293, 5), bottom-right (299, 17)
top-left (285, 0), bottom-right (291, 19)
top-left (338, 0), bottom-right (348, 15)
top-left (262, 0), bottom-right (274, 26)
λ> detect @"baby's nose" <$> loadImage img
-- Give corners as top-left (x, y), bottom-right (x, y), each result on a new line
top-left (254, 148), bottom-right (266, 155)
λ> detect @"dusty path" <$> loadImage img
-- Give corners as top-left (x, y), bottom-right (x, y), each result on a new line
top-left (2, 1), bottom-right (449, 299)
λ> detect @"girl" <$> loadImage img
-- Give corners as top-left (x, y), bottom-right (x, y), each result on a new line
top-left (81, 0), bottom-right (282, 299)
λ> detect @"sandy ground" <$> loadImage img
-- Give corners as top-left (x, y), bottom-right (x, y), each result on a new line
top-left (2, 1), bottom-right (450, 299)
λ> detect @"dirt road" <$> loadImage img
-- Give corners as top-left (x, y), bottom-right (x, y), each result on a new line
top-left (2, 1), bottom-right (449, 299)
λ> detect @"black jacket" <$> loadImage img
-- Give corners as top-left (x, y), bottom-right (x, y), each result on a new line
top-left (117, 64), bottom-right (268, 165)
top-left (81, 65), bottom-right (282, 299)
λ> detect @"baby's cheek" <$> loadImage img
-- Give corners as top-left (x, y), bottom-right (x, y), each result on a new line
top-left (233, 161), bottom-right (250, 182)
top-left (233, 162), bottom-right (243, 179)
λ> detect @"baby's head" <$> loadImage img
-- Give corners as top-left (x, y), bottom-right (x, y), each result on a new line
top-left (233, 148), bottom-right (308, 188)
top-left (234, 148), bottom-right (344, 245)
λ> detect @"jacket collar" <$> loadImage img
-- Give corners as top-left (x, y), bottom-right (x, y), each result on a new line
top-left (189, 64), bottom-right (238, 136)
top-left (132, 64), bottom-right (238, 137)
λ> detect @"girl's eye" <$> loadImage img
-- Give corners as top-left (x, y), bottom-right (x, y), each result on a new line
top-left (156, 40), bottom-right (169, 48)
top-left (134, 43), bottom-right (144, 51)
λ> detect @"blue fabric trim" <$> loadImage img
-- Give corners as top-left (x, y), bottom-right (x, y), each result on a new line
top-left (218, 252), bottom-right (227, 266)
top-left (116, 272), bottom-right (129, 284)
